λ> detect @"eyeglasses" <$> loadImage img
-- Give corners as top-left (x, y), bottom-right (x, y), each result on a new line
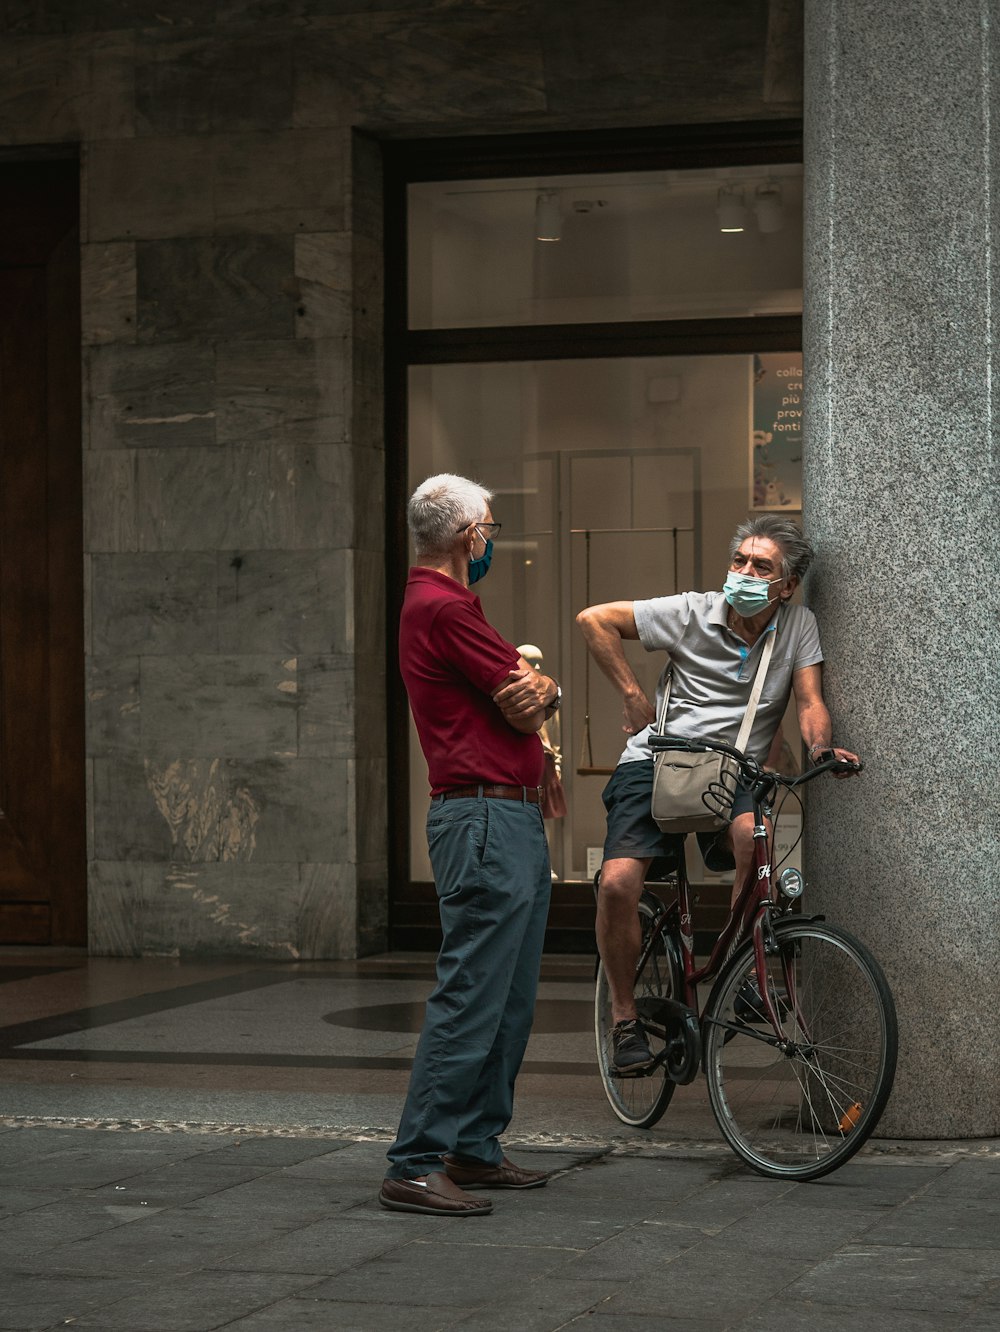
top-left (458, 521), bottom-right (502, 540)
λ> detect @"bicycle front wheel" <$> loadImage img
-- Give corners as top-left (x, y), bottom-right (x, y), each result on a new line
top-left (702, 918), bottom-right (897, 1181)
top-left (595, 894), bottom-right (678, 1129)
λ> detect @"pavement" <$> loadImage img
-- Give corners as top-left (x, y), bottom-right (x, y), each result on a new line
top-left (2, 949), bottom-right (1000, 1330)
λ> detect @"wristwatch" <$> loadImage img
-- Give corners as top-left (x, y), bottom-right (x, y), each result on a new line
top-left (545, 683), bottom-right (562, 715)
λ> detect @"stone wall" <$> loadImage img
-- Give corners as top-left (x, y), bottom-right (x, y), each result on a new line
top-left (0, 0), bottom-right (801, 958)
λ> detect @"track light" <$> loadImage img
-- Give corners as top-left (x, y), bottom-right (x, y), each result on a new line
top-left (535, 191), bottom-right (562, 242)
top-left (753, 182), bottom-right (785, 233)
top-left (716, 186), bottom-right (747, 233)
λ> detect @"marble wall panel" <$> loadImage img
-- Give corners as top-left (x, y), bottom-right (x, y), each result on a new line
top-left (351, 446), bottom-right (385, 555)
top-left (83, 451), bottom-right (139, 552)
top-left (142, 757), bottom-right (258, 862)
top-left (86, 656), bottom-right (140, 755)
top-left (2, 1), bottom-right (205, 34)
top-left (86, 137), bottom-right (214, 242)
top-left (139, 655), bottom-right (299, 758)
top-left (81, 242), bottom-right (136, 346)
top-left (134, 29), bottom-right (294, 134)
top-left (215, 340), bottom-right (346, 447)
top-left (297, 861), bottom-right (357, 959)
top-left (297, 654), bottom-right (354, 758)
top-left (139, 862), bottom-right (302, 959)
top-left (294, 233), bottom-right (351, 340)
top-left (214, 129), bottom-right (347, 234)
top-left (136, 236), bottom-right (294, 344)
top-left (352, 547), bottom-right (385, 660)
top-left (293, 9), bottom-right (546, 128)
top-left (352, 756), bottom-right (387, 867)
top-left (0, 32), bottom-right (134, 143)
top-left (91, 552), bottom-right (218, 656)
top-left (220, 757), bottom-right (349, 863)
top-left (88, 861), bottom-right (145, 957)
top-left (91, 757), bottom-right (174, 861)
top-left (216, 550), bottom-right (350, 656)
top-left (87, 344), bottom-right (216, 450)
top-left (353, 650), bottom-right (385, 735)
top-left (132, 443), bottom-right (352, 552)
top-left (538, 1), bottom-right (772, 124)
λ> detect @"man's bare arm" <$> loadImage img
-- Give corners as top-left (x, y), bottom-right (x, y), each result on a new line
top-left (576, 601), bottom-right (655, 735)
top-left (792, 664), bottom-right (860, 778)
top-left (492, 657), bottom-right (557, 734)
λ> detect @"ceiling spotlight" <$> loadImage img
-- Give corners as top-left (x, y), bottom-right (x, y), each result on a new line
top-left (753, 182), bottom-right (785, 233)
top-left (716, 186), bottom-right (747, 233)
top-left (535, 191), bottom-right (562, 242)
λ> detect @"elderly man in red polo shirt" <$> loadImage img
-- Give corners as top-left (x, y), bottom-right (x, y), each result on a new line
top-left (379, 473), bottom-right (562, 1217)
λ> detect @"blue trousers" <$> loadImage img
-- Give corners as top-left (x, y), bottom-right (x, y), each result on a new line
top-left (386, 793), bottom-right (552, 1179)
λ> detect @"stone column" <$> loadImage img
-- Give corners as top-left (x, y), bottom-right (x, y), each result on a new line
top-left (803, 0), bottom-right (1000, 1136)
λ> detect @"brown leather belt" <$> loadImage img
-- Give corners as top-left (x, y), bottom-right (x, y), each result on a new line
top-left (437, 784), bottom-right (542, 804)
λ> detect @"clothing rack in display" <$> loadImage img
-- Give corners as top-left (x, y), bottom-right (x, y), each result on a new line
top-left (573, 524), bottom-right (691, 776)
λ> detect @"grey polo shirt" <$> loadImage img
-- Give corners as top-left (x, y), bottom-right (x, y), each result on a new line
top-left (619, 591), bottom-right (824, 766)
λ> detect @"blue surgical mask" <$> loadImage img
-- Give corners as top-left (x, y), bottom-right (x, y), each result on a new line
top-left (468, 538), bottom-right (494, 585)
top-left (724, 570), bottom-right (782, 618)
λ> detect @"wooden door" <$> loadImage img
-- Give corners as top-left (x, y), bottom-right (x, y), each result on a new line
top-left (0, 159), bottom-right (85, 944)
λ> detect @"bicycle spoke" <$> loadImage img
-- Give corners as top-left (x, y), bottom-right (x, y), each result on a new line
top-left (702, 920), bottom-right (897, 1181)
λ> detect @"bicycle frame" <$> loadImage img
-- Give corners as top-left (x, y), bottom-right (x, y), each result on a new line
top-left (638, 777), bottom-right (788, 1036)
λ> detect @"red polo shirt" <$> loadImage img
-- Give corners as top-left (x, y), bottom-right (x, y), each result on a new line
top-left (399, 567), bottom-right (544, 796)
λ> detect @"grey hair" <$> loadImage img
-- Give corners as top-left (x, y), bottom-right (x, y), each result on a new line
top-left (729, 514), bottom-right (814, 581)
top-left (407, 473), bottom-right (493, 558)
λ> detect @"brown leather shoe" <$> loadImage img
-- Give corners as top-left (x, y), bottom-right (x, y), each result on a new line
top-left (442, 1153), bottom-right (548, 1190)
top-left (378, 1171), bottom-right (493, 1216)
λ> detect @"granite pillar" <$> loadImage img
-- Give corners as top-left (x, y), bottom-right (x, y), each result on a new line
top-left (803, 0), bottom-right (1000, 1135)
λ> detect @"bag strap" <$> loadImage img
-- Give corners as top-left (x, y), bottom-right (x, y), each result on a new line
top-left (654, 611), bottom-right (779, 747)
top-left (733, 621), bottom-right (777, 752)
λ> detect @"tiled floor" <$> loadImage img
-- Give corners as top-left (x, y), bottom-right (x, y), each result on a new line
top-left (0, 949), bottom-right (720, 1147)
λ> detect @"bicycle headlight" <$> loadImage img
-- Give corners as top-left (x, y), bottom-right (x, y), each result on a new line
top-left (777, 868), bottom-right (804, 899)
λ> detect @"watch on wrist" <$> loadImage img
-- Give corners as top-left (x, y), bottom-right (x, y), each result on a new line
top-left (545, 683), bottom-right (562, 714)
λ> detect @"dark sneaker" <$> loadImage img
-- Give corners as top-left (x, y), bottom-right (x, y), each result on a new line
top-left (611, 1018), bottom-right (655, 1074)
top-left (734, 977), bottom-right (789, 1024)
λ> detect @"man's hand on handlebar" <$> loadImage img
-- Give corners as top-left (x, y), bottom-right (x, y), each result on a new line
top-left (813, 745), bottom-right (862, 778)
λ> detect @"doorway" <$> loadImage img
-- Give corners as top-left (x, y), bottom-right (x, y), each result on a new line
top-left (0, 158), bottom-right (86, 945)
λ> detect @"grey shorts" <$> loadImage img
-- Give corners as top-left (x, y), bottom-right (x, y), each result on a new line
top-left (601, 760), bottom-right (753, 875)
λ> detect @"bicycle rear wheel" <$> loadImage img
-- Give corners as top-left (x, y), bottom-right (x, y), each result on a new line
top-left (702, 918), bottom-right (897, 1180)
top-left (595, 893), bottom-right (678, 1129)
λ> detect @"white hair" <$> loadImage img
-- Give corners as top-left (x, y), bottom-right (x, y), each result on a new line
top-left (407, 473), bottom-right (493, 558)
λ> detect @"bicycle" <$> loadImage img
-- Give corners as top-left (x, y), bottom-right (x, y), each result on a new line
top-left (594, 736), bottom-right (898, 1181)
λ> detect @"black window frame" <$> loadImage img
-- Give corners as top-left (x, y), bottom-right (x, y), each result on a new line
top-left (383, 119), bottom-right (803, 950)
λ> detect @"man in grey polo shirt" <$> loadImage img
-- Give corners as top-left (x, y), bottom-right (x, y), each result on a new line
top-left (576, 514), bottom-right (859, 1073)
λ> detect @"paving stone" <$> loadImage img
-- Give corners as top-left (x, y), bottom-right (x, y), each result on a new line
top-left (0, 1273), bottom-right (145, 1332)
top-left (789, 1243), bottom-right (1000, 1314)
top-left (88, 1159), bottom-right (272, 1208)
top-left (862, 1195), bottom-right (1000, 1250)
top-left (195, 1136), bottom-right (352, 1167)
top-left (69, 1268), bottom-right (321, 1330)
top-left (304, 1240), bottom-right (585, 1309)
top-left (221, 1296), bottom-right (476, 1330)
top-left (215, 1212), bottom-right (414, 1276)
top-left (733, 1302), bottom-right (965, 1331)
top-left (0, 1145), bottom-right (197, 1192)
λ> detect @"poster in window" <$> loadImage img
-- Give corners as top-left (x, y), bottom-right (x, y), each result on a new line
top-left (751, 353), bottom-right (802, 510)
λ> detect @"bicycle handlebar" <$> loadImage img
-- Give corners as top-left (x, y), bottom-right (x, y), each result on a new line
top-left (648, 733), bottom-right (863, 787)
